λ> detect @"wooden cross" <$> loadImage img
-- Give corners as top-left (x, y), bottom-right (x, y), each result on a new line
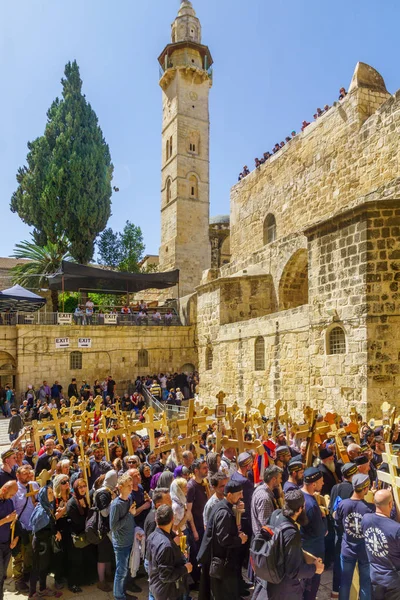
top-left (78, 439), bottom-right (91, 504)
top-left (348, 407), bottom-right (361, 444)
top-left (220, 418), bottom-right (264, 456)
top-left (376, 442), bottom-right (400, 518)
top-left (324, 413), bottom-right (350, 463)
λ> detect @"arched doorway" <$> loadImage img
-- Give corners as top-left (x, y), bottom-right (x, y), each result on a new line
top-left (279, 249), bottom-right (309, 310)
top-left (180, 363), bottom-right (196, 373)
top-left (0, 351), bottom-right (16, 388)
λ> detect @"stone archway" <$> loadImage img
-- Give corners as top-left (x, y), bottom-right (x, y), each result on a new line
top-left (279, 249), bottom-right (309, 310)
top-left (0, 351), bottom-right (16, 388)
top-left (180, 363), bottom-right (196, 373)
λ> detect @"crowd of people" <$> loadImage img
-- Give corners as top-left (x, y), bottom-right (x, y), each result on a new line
top-left (238, 87), bottom-right (348, 181)
top-left (0, 402), bottom-right (400, 600)
top-left (73, 300), bottom-right (176, 326)
top-left (3, 372), bottom-right (199, 441)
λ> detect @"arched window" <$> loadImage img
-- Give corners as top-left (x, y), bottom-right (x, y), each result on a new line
top-left (138, 349), bottom-right (149, 367)
top-left (206, 347), bottom-right (213, 371)
top-left (166, 178), bottom-right (172, 203)
top-left (254, 337), bottom-right (265, 371)
top-left (70, 351), bottom-right (82, 370)
top-left (187, 131), bottom-right (200, 155)
top-left (189, 174), bottom-right (198, 198)
top-left (263, 214), bottom-right (276, 245)
top-left (328, 326), bottom-right (346, 355)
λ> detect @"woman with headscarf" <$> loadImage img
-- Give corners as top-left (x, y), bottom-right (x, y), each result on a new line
top-left (93, 470), bottom-right (118, 592)
top-left (66, 478), bottom-right (96, 593)
top-left (173, 465), bottom-right (191, 481)
top-left (29, 485), bottom-right (62, 599)
top-left (139, 463), bottom-right (152, 495)
top-left (156, 470), bottom-right (174, 490)
top-left (170, 477), bottom-right (189, 531)
top-left (52, 473), bottom-right (72, 589)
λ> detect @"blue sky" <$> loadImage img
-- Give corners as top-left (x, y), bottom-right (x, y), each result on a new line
top-left (1, 0), bottom-right (398, 259)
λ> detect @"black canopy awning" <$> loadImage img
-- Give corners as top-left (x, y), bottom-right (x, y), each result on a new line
top-left (48, 261), bottom-right (179, 294)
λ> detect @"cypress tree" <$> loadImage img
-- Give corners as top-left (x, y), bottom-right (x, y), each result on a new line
top-left (11, 60), bottom-right (113, 264)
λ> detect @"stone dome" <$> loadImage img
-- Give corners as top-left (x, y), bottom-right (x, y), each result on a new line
top-left (209, 215), bottom-right (230, 225)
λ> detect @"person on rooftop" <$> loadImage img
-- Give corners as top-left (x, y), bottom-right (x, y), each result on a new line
top-left (301, 120), bottom-right (310, 131)
top-left (339, 87), bottom-right (347, 100)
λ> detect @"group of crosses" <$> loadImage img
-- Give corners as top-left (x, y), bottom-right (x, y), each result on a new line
top-left (25, 392), bottom-right (400, 514)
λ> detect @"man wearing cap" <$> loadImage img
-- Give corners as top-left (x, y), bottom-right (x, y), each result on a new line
top-left (354, 454), bottom-right (370, 476)
top-left (198, 480), bottom-right (248, 600)
top-left (251, 465), bottom-right (283, 535)
top-left (230, 452), bottom-right (254, 536)
top-left (283, 457), bottom-right (304, 493)
top-left (275, 430), bottom-right (298, 458)
top-left (329, 463), bottom-right (358, 598)
top-left (335, 472), bottom-right (374, 599)
top-left (300, 467), bottom-right (327, 600)
top-left (275, 445), bottom-right (291, 484)
top-left (253, 490), bottom-right (324, 600)
top-left (362, 489), bottom-right (400, 600)
top-left (0, 450), bottom-right (17, 487)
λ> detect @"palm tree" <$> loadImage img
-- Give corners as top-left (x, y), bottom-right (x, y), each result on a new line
top-left (11, 235), bottom-right (70, 311)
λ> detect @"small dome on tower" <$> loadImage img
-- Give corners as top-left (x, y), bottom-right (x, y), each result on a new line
top-left (172, 1), bottom-right (201, 44)
top-left (178, 1), bottom-right (196, 17)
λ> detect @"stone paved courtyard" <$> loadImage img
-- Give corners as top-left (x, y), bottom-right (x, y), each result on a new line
top-left (5, 569), bottom-right (334, 600)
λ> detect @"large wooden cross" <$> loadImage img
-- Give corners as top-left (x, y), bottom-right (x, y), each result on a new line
top-left (220, 418), bottom-right (264, 456)
top-left (376, 442), bottom-right (400, 518)
top-left (324, 413), bottom-right (350, 464)
top-left (31, 408), bottom-right (65, 451)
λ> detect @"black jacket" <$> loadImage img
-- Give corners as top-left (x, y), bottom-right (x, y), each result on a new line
top-left (318, 463), bottom-right (340, 496)
top-left (253, 510), bottom-right (316, 600)
top-left (198, 498), bottom-right (242, 565)
top-left (146, 527), bottom-right (188, 600)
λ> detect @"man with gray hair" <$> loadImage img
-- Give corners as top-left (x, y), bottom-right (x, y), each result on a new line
top-left (250, 465), bottom-right (283, 535)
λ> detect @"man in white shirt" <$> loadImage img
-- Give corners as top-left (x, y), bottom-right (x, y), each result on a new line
top-left (220, 446), bottom-right (237, 478)
top-left (85, 299), bottom-right (94, 324)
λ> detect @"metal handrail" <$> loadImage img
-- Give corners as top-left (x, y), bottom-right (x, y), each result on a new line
top-left (0, 311), bottom-right (182, 327)
top-left (142, 387), bottom-right (189, 420)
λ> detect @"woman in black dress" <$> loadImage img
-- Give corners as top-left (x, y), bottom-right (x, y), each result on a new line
top-left (93, 470), bottom-right (118, 591)
top-left (66, 478), bottom-right (96, 593)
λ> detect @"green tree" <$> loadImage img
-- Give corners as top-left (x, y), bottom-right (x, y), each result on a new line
top-left (11, 235), bottom-right (71, 312)
top-left (10, 60), bottom-right (113, 263)
top-left (97, 220), bottom-right (145, 272)
top-left (97, 227), bottom-right (122, 268)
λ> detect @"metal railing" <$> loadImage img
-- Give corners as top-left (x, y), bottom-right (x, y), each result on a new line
top-left (142, 386), bottom-right (189, 420)
top-left (0, 311), bottom-right (182, 327)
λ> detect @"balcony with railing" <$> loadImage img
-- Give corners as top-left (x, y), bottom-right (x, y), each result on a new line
top-left (0, 307), bottom-right (182, 327)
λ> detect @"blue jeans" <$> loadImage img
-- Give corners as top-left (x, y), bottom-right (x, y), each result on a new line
top-left (144, 558), bottom-right (155, 600)
top-left (114, 545), bottom-right (131, 600)
top-left (9, 433), bottom-right (18, 442)
top-left (339, 555), bottom-right (371, 600)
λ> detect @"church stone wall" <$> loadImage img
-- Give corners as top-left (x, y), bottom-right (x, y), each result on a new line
top-left (195, 64), bottom-right (400, 419)
top-left (4, 325), bottom-right (196, 395)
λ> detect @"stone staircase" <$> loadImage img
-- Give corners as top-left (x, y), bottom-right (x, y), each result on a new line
top-left (0, 417), bottom-right (10, 447)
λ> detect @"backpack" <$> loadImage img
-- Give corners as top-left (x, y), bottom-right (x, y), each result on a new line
top-left (85, 507), bottom-right (103, 545)
top-left (249, 522), bottom-right (295, 584)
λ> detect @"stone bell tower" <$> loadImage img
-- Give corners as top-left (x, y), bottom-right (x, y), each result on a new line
top-left (158, 0), bottom-right (213, 298)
